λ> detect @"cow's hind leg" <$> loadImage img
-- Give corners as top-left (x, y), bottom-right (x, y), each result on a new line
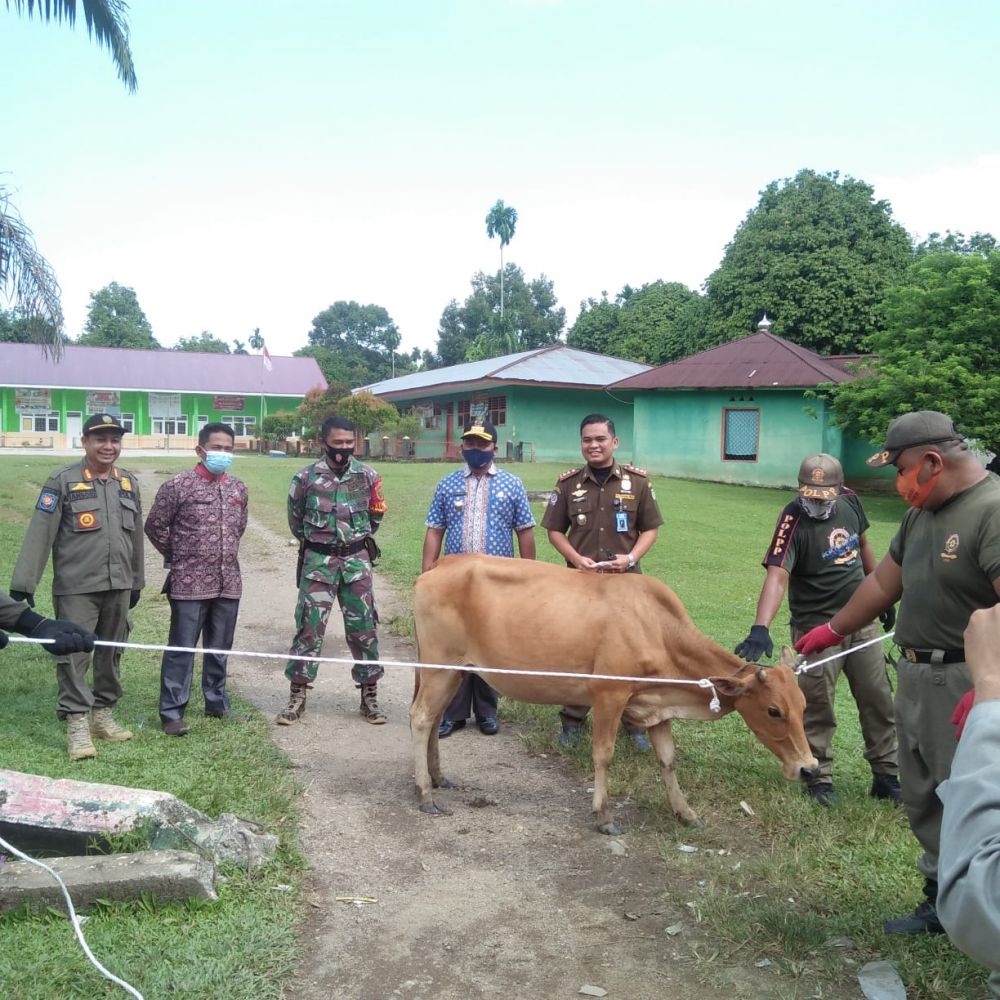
top-left (410, 667), bottom-right (462, 815)
top-left (648, 719), bottom-right (702, 827)
top-left (590, 705), bottom-right (625, 836)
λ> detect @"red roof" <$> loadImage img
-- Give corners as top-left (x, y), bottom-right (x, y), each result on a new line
top-left (610, 332), bottom-right (860, 390)
top-left (0, 343), bottom-right (326, 397)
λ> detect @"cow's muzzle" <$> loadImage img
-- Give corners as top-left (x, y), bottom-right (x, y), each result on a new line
top-left (799, 765), bottom-right (821, 782)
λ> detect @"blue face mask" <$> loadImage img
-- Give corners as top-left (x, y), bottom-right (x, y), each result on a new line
top-left (203, 450), bottom-right (234, 475)
top-left (462, 448), bottom-right (493, 470)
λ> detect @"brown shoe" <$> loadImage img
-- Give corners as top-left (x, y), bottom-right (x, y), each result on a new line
top-left (276, 684), bottom-right (308, 725)
top-left (163, 719), bottom-right (190, 737)
top-left (67, 713), bottom-right (97, 760)
top-left (90, 707), bottom-right (133, 742)
top-left (359, 683), bottom-right (386, 725)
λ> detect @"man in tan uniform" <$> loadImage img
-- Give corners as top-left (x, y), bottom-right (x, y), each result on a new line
top-left (10, 413), bottom-right (145, 759)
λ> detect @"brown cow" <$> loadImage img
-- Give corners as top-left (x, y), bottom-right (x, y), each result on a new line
top-left (411, 554), bottom-right (817, 834)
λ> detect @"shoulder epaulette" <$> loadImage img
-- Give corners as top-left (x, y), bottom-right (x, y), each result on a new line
top-left (624, 464), bottom-right (649, 477)
top-left (557, 468), bottom-right (580, 482)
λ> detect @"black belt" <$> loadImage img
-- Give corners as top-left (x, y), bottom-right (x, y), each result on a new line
top-left (305, 539), bottom-right (367, 557)
top-left (900, 648), bottom-right (965, 664)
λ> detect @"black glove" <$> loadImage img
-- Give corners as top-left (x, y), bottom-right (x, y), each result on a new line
top-left (129, 590), bottom-right (141, 609)
top-left (735, 625), bottom-right (773, 662)
top-left (0, 630), bottom-right (8, 651)
top-left (9, 590), bottom-right (34, 608)
top-left (31, 618), bottom-right (97, 656)
top-left (879, 605), bottom-right (896, 632)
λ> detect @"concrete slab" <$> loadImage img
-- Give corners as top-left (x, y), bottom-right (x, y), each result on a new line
top-left (0, 770), bottom-right (278, 868)
top-left (0, 849), bottom-right (217, 913)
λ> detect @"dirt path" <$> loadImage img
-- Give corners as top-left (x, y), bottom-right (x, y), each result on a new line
top-left (152, 495), bottom-right (781, 1000)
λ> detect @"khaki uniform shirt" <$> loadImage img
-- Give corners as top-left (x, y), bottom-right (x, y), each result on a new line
top-left (11, 460), bottom-right (146, 597)
top-left (541, 463), bottom-right (663, 567)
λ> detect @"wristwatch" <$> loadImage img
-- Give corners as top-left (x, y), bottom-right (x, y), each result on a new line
top-left (626, 554), bottom-right (636, 569)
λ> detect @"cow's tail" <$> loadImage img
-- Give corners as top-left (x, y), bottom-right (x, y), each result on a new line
top-left (411, 614), bottom-right (423, 706)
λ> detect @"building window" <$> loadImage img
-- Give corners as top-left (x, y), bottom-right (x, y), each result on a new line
top-left (723, 408), bottom-right (759, 462)
top-left (152, 417), bottom-right (189, 435)
top-left (228, 416), bottom-right (256, 436)
top-left (423, 404), bottom-right (442, 430)
top-left (457, 400), bottom-right (471, 426)
top-left (21, 411), bottom-right (60, 432)
top-left (120, 413), bottom-right (135, 434)
top-left (487, 396), bottom-right (507, 427)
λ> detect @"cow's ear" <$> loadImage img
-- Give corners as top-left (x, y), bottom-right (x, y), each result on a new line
top-left (778, 645), bottom-right (798, 668)
top-left (710, 675), bottom-right (750, 698)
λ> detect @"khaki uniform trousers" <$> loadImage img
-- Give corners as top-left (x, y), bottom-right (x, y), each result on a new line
top-left (894, 657), bottom-right (971, 883)
top-left (53, 590), bottom-right (130, 719)
top-left (793, 620), bottom-right (898, 784)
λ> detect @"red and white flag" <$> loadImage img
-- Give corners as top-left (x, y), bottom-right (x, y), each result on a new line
top-left (262, 345), bottom-right (273, 372)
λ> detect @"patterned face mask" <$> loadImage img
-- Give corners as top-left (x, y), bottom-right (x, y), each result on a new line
top-left (799, 497), bottom-right (836, 520)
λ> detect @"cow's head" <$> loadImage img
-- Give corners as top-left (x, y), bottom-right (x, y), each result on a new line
top-left (710, 646), bottom-right (818, 781)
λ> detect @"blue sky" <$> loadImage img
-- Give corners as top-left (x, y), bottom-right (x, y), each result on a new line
top-left (4, 0), bottom-right (999, 358)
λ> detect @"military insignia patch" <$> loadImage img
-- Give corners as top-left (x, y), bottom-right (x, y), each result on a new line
top-left (75, 511), bottom-right (99, 531)
top-left (37, 489), bottom-right (58, 512)
top-left (548, 492), bottom-right (559, 506)
top-left (941, 532), bottom-right (960, 561)
top-left (120, 476), bottom-right (132, 492)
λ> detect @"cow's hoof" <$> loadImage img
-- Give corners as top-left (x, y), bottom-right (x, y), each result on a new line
top-left (681, 816), bottom-right (704, 829)
top-left (597, 821), bottom-right (623, 836)
top-left (419, 801), bottom-right (449, 816)
top-left (433, 776), bottom-right (455, 790)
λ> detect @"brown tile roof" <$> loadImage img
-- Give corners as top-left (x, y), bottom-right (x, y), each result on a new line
top-left (610, 332), bottom-right (859, 390)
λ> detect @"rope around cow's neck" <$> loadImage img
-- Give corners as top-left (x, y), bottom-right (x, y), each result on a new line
top-left (6, 630), bottom-right (898, 716)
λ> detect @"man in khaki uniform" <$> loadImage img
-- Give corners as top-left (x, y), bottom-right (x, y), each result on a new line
top-left (10, 413), bottom-right (145, 759)
top-left (797, 411), bottom-right (1000, 935)
top-left (541, 413), bottom-right (663, 750)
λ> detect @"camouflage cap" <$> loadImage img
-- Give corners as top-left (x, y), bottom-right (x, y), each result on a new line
top-left (797, 453), bottom-right (843, 500)
top-left (866, 411), bottom-right (961, 468)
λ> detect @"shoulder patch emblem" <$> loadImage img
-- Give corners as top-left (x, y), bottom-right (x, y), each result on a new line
top-left (558, 468), bottom-right (580, 482)
top-left (37, 489), bottom-right (58, 512)
top-left (120, 476), bottom-right (132, 492)
top-left (624, 464), bottom-right (649, 477)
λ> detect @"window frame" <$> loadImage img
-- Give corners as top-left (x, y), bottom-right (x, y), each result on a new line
top-left (721, 406), bottom-right (760, 463)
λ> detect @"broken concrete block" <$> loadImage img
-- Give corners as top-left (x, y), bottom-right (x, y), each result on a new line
top-left (0, 849), bottom-right (217, 913)
top-left (0, 769), bottom-right (278, 868)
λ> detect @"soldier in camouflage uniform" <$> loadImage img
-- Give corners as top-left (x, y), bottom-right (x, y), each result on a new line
top-left (278, 415), bottom-right (388, 726)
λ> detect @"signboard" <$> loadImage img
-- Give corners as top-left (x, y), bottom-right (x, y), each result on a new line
top-left (212, 395), bottom-right (245, 412)
top-left (149, 392), bottom-right (182, 418)
top-left (15, 388), bottom-right (51, 413)
top-left (86, 390), bottom-right (120, 415)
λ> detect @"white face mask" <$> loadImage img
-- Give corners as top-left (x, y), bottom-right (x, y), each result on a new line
top-left (799, 497), bottom-right (836, 520)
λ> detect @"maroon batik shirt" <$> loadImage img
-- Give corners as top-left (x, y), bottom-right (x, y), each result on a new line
top-left (144, 464), bottom-right (249, 600)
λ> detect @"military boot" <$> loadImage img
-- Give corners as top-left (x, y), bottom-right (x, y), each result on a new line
top-left (67, 713), bottom-right (97, 761)
top-left (359, 683), bottom-right (387, 725)
top-left (276, 683), bottom-right (308, 725)
top-left (884, 879), bottom-right (945, 935)
top-left (870, 771), bottom-right (903, 805)
top-left (90, 707), bottom-right (133, 742)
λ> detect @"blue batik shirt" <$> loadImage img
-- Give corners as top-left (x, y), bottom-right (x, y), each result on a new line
top-left (425, 464), bottom-right (535, 557)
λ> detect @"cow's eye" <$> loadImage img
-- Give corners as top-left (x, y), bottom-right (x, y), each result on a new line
top-left (767, 706), bottom-right (782, 719)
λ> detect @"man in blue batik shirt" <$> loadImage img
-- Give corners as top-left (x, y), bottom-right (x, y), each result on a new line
top-left (421, 418), bottom-right (536, 737)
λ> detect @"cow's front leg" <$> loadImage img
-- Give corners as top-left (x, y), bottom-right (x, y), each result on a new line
top-left (590, 706), bottom-right (624, 835)
top-left (410, 669), bottom-right (458, 815)
top-left (648, 719), bottom-right (702, 827)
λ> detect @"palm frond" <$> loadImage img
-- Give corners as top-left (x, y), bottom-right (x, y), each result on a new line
top-left (0, 187), bottom-right (64, 358)
top-left (5, 0), bottom-right (137, 92)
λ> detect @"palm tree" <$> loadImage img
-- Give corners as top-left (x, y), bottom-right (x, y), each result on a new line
top-left (0, 186), bottom-right (64, 356)
top-left (485, 199), bottom-right (517, 318)
top-left (5, 0), bottom-right (137, 91)
top-left (249, 327), bottom-right (265, 352)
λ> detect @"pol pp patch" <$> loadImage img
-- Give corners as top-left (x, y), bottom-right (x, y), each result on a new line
top-left (36, 489), bottom-right (58, 512)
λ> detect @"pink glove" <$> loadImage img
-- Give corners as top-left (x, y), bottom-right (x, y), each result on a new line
top-left (794, 622), bottom-right (843, 656)
top-left (951, 688), bottom-right (975, 741)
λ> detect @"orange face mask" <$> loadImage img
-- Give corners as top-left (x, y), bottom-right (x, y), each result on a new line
top-left (895, 451), bottom-right (942, 508)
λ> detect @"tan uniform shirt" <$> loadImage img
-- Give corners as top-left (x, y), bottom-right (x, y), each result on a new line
top-left (541, 463), bottom-right (663, 566)
top-left (11, 460), bottom-right (145, 597)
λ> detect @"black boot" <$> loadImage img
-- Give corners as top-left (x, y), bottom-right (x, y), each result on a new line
top-left (870, 772), bottom-right (903, 805)
top-left (884, 879), bottom-right (945, 935)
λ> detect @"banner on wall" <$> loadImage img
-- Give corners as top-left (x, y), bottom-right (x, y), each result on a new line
top-left (15, 388), bottom-right (52, 413)
top-left (149, 392), bottom-right (182, 418)
top-left (212, 395), bottom-right (245, 412)
top-left (86, 390), bottom-right (120, 415)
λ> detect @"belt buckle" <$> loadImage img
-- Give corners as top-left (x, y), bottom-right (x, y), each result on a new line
top-left (904, 648), bottom-right (918, 663)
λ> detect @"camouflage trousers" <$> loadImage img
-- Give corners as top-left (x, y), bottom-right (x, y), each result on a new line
top-left (285, 567), bottom-right (382, 686)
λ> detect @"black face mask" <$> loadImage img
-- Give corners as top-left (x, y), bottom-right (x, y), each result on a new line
top-left (325, 447), bottom-right (354, 468)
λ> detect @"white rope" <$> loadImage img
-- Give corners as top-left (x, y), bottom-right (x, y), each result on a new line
top-left (0, 832), bottom-right (144, 999)
top-left (793, 630), bottom-right (896, 674)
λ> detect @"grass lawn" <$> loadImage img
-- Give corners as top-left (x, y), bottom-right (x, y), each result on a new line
top-left (0, 451), bottom-right (991, 998)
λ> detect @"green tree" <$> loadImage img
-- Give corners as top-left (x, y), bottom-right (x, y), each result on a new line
top-left (173, 331), bottom-right (231, 353)
top-left (298, 300), bottom-right (411, 387)
top-left (232, 339), bottom-right (248, 354)
top-left (78, 281), bottom-right (159, 349)
top-left (5, 0), bottom-right (137, 91)
top-left (485, 199), bottom-right (517, 318)
top-left (249, 327), bottom-right (265, 351)
top-left (914, 230), bottom-right (998, 258)
top-left (332, 390), bottom-right (400, 435)
top-left (705, 169), bottom-right (912, 354)
top-left (434, 265), bottom-right (565, 365)
top-left (261, 411), bottom-right (300, 438)
top-left (827, 251), bottom-right (1000, 451)
top-left (297, 383), bottom-right (352, 438)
